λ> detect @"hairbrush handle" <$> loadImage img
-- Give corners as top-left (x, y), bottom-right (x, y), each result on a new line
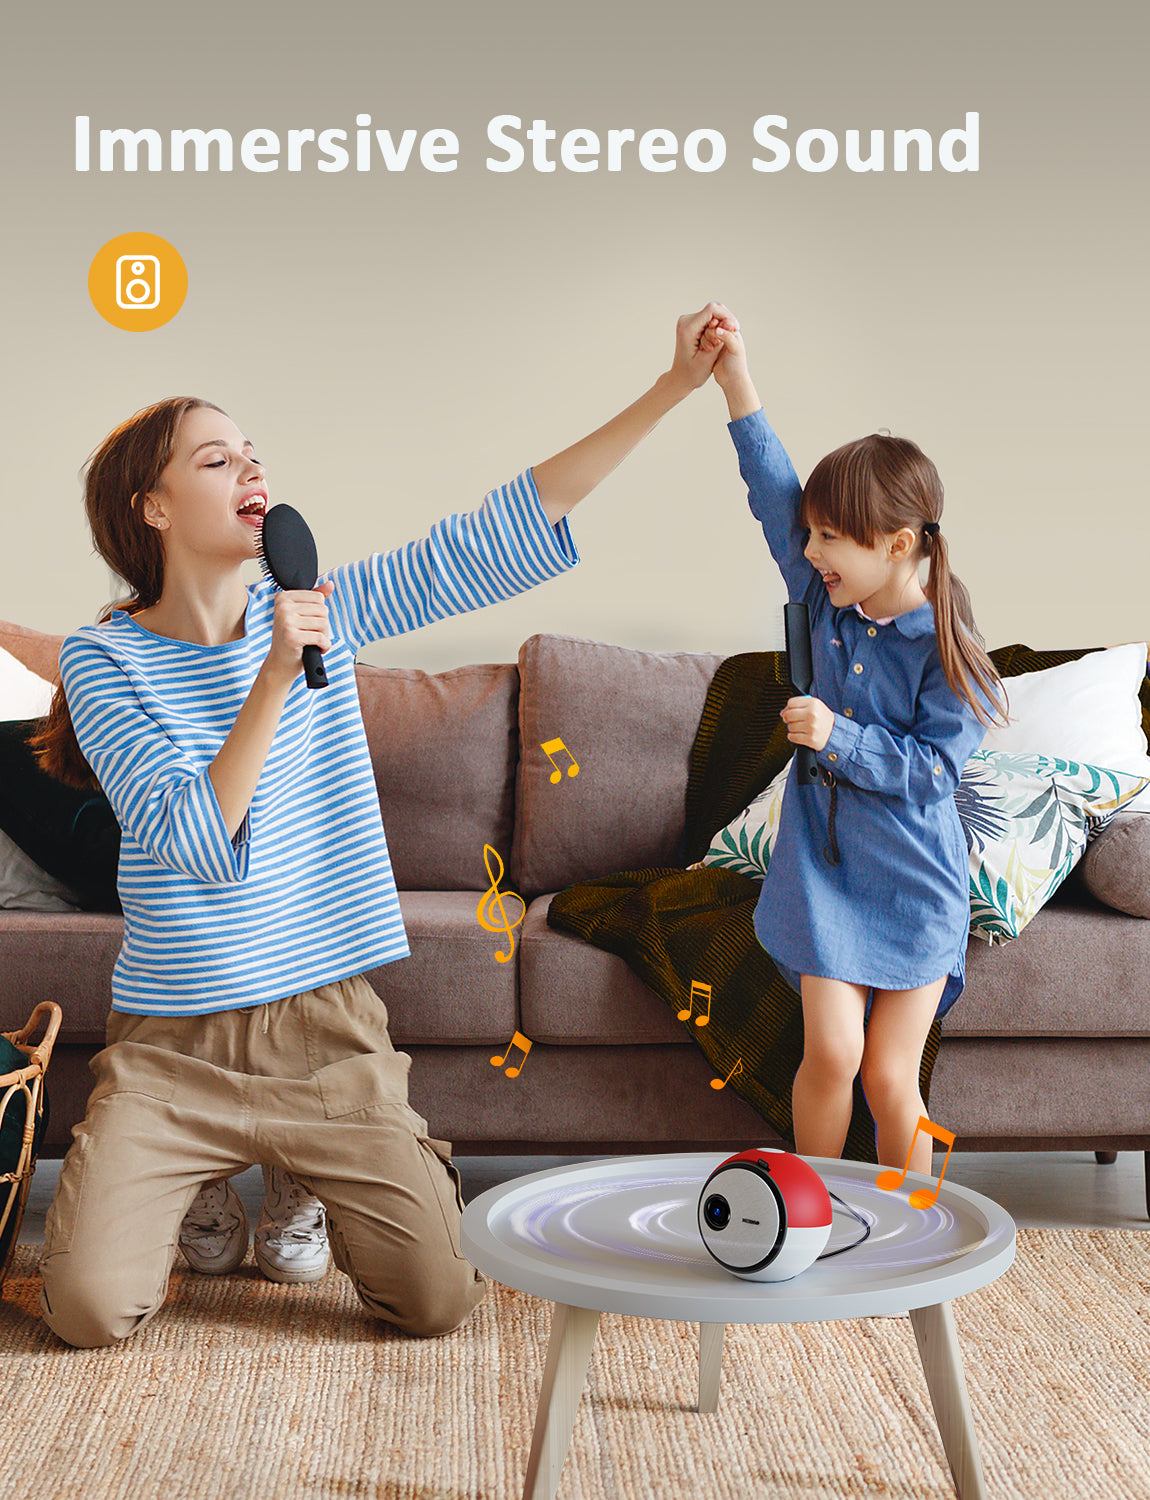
top-left (301, 645), bottom-right (328, 690)
top-left (784, 603), bottom-right (821, 785)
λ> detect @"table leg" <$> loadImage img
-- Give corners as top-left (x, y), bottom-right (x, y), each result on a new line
top-left (698, 1322), bottom-right (725, 1413)
top-left (908, 1300), bottom-right (988, 1500)
top-left (521, 1302), bottom-right (601, 1500)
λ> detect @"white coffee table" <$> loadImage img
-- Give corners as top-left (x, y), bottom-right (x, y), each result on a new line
top-left (461, 1152), bottom-right (1015, 1500)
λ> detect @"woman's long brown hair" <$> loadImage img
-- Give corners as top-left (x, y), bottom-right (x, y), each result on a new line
top-left (32, 398), bottom-right (225, 787)
top-left (800, 433), bottom-right (1005, 728)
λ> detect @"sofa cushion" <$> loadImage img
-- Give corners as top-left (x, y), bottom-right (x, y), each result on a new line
top-left (0, 894), bottom-right (522, 1048)
top-left (953, 901), bottom-right (1150, 1037)
top-left (361, 891), bottom-right (517, 1044)
top-left (519, 895), bottom-right (687, 1044)
top-left (513, 634), bottom-right (723, 897)
top-left (354, 661), bottom-right (519, 890)
top-left (1078, 814), bottom-right (1150, 918)
top-left (0, 910), bottom-right (122, 1043)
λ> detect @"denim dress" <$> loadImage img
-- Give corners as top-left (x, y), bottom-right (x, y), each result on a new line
top-left (730, 409), bottom-right (988, 1018)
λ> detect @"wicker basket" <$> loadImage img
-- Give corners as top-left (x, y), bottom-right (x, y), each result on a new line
top-left (0, 1001), bottom-right (62, 1293)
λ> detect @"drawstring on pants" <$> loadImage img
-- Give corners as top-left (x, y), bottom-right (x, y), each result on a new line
top-left (821, 770), bottom-right (841, 866)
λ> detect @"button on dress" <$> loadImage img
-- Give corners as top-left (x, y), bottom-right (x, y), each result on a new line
top-left (730, 410), bottom-right (989, 1018)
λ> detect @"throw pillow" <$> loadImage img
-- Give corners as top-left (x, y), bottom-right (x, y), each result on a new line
top-left (958, 750), bottom-right (1149, 943)
top-left (0, 827), bottom-right (82, 911)
top-left (696, 761), bottom-right (790, 879)
top-left (698, 751), bottom-right (1149, 943)
top-left (0, 719), bottom-right (121, 911)
top-left (983, 642), bottom-right (1150, 812)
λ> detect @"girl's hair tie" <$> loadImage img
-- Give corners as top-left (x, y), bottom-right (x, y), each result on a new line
top-left (923, 521), bottom-right (941, 537)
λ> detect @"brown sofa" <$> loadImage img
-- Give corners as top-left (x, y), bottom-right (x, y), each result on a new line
top-left (2, 620), bottom-right (1149, 1213)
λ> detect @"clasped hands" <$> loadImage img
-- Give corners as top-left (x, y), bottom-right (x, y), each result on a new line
top-left (669, 300), bottom-right (746, 395)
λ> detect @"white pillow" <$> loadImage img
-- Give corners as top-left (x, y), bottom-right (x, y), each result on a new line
top-left (0, 827), bottom-right (81, 912)
top-left (0, 646), bottom-right (54, 721)
top-left (984, 643), bottom-right (1150, 810)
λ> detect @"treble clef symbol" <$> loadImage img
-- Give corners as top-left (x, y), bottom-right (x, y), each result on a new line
top-left (476, 843), bottom-right (526, 964)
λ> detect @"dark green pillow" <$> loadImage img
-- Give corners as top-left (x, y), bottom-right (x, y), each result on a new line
top-left (0, 719), bottom-right (121, 911)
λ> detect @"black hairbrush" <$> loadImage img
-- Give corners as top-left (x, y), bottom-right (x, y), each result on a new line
top-left (256, 504), bottom-right (329, 690)
top-left (784, 602), bottom-right (820, 785)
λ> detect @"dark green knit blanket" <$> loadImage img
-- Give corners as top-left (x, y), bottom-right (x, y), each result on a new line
top-left (547, 643), bottom-right (1138, 1164)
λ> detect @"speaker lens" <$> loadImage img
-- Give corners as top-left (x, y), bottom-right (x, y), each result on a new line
top-left (703, 1193), bottom-right (731, 1230)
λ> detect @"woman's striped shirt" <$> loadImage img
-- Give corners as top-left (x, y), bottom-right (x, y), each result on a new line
top-left (59, 470), bottom-right (577, 1015)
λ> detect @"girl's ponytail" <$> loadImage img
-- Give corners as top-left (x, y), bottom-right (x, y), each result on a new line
top-left (31, 396), bottom-right (224, 789)
top-left (922, 528), bottom-right (1005, 728)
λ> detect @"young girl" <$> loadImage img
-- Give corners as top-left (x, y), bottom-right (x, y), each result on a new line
top-left (35, 306), bottom-right (728, 1348)
top-left (709, 312), bottom-right (1003, 1175)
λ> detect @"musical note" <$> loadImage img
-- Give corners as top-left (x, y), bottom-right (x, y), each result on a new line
top-left (876, 1115), bottom-right (957, 1209)
top-left (710, 1058), bottom-right (744, 1091)
top-left (490, 1030), bottom-right (533, 1078)
top-left (541, 737), bottom-right (580, 784)
top-left (677, 980), bottom-right (712, 1028)
top-left (476, 844), bottom-right (526, 964)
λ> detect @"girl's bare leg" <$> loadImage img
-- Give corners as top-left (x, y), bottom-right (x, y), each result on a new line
top-left (861, 979), bottom-right (948, 1172)
top-left (792, 976), bottom-right (868, 1159)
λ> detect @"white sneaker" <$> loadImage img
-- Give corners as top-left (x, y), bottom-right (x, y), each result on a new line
top-left (254, 1166), bottom-right (331, 1284)
top-left (179, 1178), bottom-right (249, 1275)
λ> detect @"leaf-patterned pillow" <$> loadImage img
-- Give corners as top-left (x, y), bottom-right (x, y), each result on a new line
top-left (698, 750), bottom-right (1150, 946)
top-left (958, 750), bottom-right (1150, 943)
top-left (697, 762), bottom-right (790, 879)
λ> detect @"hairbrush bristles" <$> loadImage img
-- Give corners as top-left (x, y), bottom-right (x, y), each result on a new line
top-left (254, 524), bottom-right (274, 584)
top-left (254, 504), bottom-right (329, 689)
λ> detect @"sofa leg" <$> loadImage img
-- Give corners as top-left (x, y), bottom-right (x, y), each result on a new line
top-left (1095, 1151), bottom-right (1118, 1165)
top-left (1145, 1153), bottom-right (1150, 1220)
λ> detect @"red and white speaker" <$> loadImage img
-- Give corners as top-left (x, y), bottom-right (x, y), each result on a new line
top-left (698, 1148), bottom-right (833, 1281)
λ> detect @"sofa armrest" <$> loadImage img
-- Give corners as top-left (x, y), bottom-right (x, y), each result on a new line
top-left (1078, 814), bottom-right (1150, 918)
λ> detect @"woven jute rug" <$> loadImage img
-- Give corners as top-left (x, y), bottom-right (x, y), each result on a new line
top-left (1, 1231), bottom-right (1148, 1499)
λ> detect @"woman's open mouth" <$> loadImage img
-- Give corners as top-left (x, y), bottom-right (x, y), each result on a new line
top-left (237, 495), bottom-right (267, 525)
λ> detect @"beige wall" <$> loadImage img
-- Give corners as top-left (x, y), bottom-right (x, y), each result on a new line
top-left (3, 0), bottom-right (1145, 667)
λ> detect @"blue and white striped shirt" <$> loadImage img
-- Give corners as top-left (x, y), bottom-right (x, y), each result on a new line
top-left (60, 471), bottom-right (577, 1016)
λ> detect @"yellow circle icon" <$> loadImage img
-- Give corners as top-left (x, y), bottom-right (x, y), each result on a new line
top-left (88, 233), bottom-right (188, 331)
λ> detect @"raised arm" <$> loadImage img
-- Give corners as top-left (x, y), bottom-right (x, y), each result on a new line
top-left (713, 321), bottom-right (818, 604)
top-left (712, 319), bottom-right (763, 422)
top-left (530, 304), bottom-right (727, 524)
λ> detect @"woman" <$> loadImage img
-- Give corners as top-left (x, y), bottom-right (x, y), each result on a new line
top-left (36, 306), bottom-right (727, 1347)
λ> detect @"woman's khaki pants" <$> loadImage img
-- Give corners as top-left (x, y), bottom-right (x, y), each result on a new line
top-left (39, 974), bottom-right (485, 1348)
